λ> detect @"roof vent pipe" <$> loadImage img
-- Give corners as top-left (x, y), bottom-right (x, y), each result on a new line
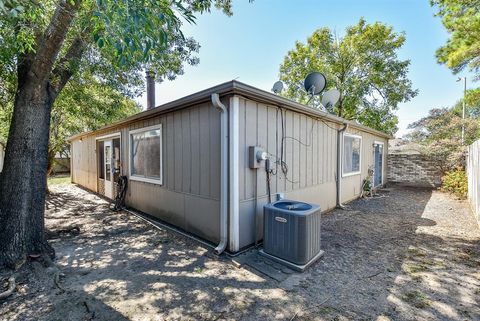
top-left (336, 123), bottom-right (348, 209)
top-left (146, 70), bottom-right (155, 110)
top-left (211, 93), bottom-right (228, 255)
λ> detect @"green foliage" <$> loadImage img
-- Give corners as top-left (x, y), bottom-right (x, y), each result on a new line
top-left (441, 169), bottom-right (468, 199)
top-left (0, 74), bottom-right (141, 157)
top-left (51, 74), bottom-right (141, 155)
top-left (0, 0), bottom-right (237, 98)
top-left (0, 0), bottom-right (239, 159)
top-left (431, 0), bottom-right (480, 78)
top-left (406, 106), bottom-right (479, 171)
top-left (279, 18), bottom-right (417, 135)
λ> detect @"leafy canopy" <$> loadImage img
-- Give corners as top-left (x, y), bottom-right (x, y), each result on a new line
top-left (0, 0), bottom-right (238, 170)
top-left (279, 18), bottom-right (417, 135)
top-left (0, 0), bottom-right (236, 98)
top-left (0, 73), bottom-right (141, 162)
top-left (431, 0), bottom-right (480, 79)
top-left (406, 102), bottom-right (480, 171)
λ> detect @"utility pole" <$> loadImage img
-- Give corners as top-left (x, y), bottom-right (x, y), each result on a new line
top-left (457, 77), bottom-right (467, 145)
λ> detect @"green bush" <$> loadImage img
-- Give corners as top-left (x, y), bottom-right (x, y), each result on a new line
top-left (441, 170), bottom-right (468, 199)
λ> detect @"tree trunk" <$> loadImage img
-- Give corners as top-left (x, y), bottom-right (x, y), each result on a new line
top-left (0, 0), bottom-right (79, 269)
top-left (46, 147), bottom-right (56, 194)
top-left (0, 81), bottom-right (54, 268)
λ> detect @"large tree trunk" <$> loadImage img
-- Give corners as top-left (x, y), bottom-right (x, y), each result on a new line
top-left (0, 81), bottom-right (55, 268)
top-left (0, 0), bottom-right (79, 269)
top-left (46, 147), bottom-right (56, 194)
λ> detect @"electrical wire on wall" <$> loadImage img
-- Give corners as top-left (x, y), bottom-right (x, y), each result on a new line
top-left (266, 105), bottom-right (352, 189)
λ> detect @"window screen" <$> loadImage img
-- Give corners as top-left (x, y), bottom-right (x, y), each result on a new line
top-left (343, 135), bottom-right (361, 175)
top-left (130, 127), bottom-right (162, 182)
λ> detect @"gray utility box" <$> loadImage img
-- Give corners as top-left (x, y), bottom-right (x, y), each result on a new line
top-left (261, 199), bottom-right (323, 271)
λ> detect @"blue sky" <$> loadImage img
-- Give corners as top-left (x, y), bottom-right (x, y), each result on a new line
top-left (137, 0), bottom-right (475, 137)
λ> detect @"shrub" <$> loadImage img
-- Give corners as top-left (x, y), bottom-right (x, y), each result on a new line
top-left (441, 170), bottom-right (468, 199)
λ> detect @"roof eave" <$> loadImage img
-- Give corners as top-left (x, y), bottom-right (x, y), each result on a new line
top-left (68, 80), bottom-right (392, 141)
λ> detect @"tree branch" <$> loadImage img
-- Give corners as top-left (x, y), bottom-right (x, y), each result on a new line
top-left (50, 36), bottom-right (87, 96)
top-left (29, 0), bottom-right (80, 84)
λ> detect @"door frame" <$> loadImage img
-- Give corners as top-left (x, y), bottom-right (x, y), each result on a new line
top-left (373, 141), bottom-right (384, 187)
top-left (96, 132), bottom-right (121, 199)
top-left (103, 140), bottom-right (113, 199)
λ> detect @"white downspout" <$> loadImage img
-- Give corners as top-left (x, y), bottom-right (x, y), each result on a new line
top-left (229, 95), bottom-right (240, 252)
top-left (211, 94), bottom-right (228, 254)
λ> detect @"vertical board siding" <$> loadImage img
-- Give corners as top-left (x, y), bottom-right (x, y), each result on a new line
top-left (340, 131), bottom-right (388, 203)
top-left (244, 100), bottom-right (258, 200)
top-left (239, 97), bottom-right (345, 201)
top-left (238, 97), bottom-right (387, 204)
top-left (71, 135), bottom-right (97, 192)
top-left (71, 102), bottom-right (222, 244)
top-left (467, 140), bottom-right (480, 225)
top-left (174, 113), bottom-right (183, 192)
top-left (121, 103), bottom-right (220, 200)
top-left (181, 110), bottom-right (191, 193)
top-left (238, 96), bottom-right (388, 249)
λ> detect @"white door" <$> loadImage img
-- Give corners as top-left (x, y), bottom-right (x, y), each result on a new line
top-left (104, 140), bottom-right (113, 199)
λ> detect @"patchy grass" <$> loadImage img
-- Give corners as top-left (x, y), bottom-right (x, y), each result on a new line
top-left (48, 174), bottom-right (71, 185)
top-left (401, 291), bottom-right (431, 309)
top-left (402, 262), bottom-right (429, 274)
top-left (407, 247), bottom-right (426, 257)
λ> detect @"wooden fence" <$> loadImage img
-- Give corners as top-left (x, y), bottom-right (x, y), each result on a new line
top-left (467, 139), bottom-right (480, 224)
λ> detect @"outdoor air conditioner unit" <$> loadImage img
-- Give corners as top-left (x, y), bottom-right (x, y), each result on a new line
top-left (260, 199), bottom-right (324, 272)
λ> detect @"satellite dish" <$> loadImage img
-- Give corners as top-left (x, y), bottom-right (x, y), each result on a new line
top-left (321, 89), bottom-right (341, 109)
top-left (304, 72), bottom-right (327, 95)
top-left (272, 81), bottom-right (284, 94)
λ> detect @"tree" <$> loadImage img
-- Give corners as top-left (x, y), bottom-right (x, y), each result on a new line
top-left (1, 75), bottom-right (141, 190)
top-left (279, 18), bottom-right (418, 135)
top-left (0, 0), bottom-right (235, 268)
top-left (431, 0), bottom-right (480, 78)
top-left (405, 104), bottom-right (480, 171)
top-left (47, 76), bottom-right (140, 176)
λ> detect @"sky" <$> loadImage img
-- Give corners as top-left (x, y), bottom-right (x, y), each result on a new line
top-left (136, 0), bottom-right (475, 138)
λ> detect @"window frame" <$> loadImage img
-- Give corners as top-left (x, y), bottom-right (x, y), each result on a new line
top-left (342, 133), bottom-right (362, 177)
top-left (128, 124), bottom-right (163, 185)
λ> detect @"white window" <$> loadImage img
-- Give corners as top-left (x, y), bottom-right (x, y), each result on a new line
top-left (343, 134), bottom-right (362, 176)
top-left (129, 124), bottom-right (162, 185)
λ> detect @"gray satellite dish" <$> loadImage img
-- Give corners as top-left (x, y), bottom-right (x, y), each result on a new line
top-left (272, 81), bottom-right (284, 94)
top-left (321, 89), bottom-right (340, 109)
top-left (304, 72), bottom-right (327, 95)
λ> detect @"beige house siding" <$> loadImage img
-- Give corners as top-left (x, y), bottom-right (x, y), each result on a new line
top-left (236, 97), bottom-right (388, 248)
top-left (340, 131), bottom-right (388, 203)
top-left (69, 82), bottom-right (390, 252)
top-left (71, 101), bottom-right (223, 244)
top-left (71, 135), bottom-right (98, 192)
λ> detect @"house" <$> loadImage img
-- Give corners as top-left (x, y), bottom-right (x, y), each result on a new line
top-left (68, 81), bottom-right (390, 254)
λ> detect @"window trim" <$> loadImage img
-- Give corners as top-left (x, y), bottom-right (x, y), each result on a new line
top-left (342, 133), bottom-right (362, 177)
top-left (373, 141), bottom-right (385, 186)
top-left (128, 124), bottom-right (163, 185)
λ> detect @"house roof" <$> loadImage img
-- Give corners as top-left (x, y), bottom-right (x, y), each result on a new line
top-left (68, 80), bottom-right (392, 141)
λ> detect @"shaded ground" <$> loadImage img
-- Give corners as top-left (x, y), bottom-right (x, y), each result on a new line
top-left (1, 184), bottom-right (479, 320)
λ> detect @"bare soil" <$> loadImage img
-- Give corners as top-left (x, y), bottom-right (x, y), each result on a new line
top-left (1, 184), bottom-right (479, 321)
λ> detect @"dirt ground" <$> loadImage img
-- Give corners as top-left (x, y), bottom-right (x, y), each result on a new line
top-left (1, 184), bottom-right (479, 321)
